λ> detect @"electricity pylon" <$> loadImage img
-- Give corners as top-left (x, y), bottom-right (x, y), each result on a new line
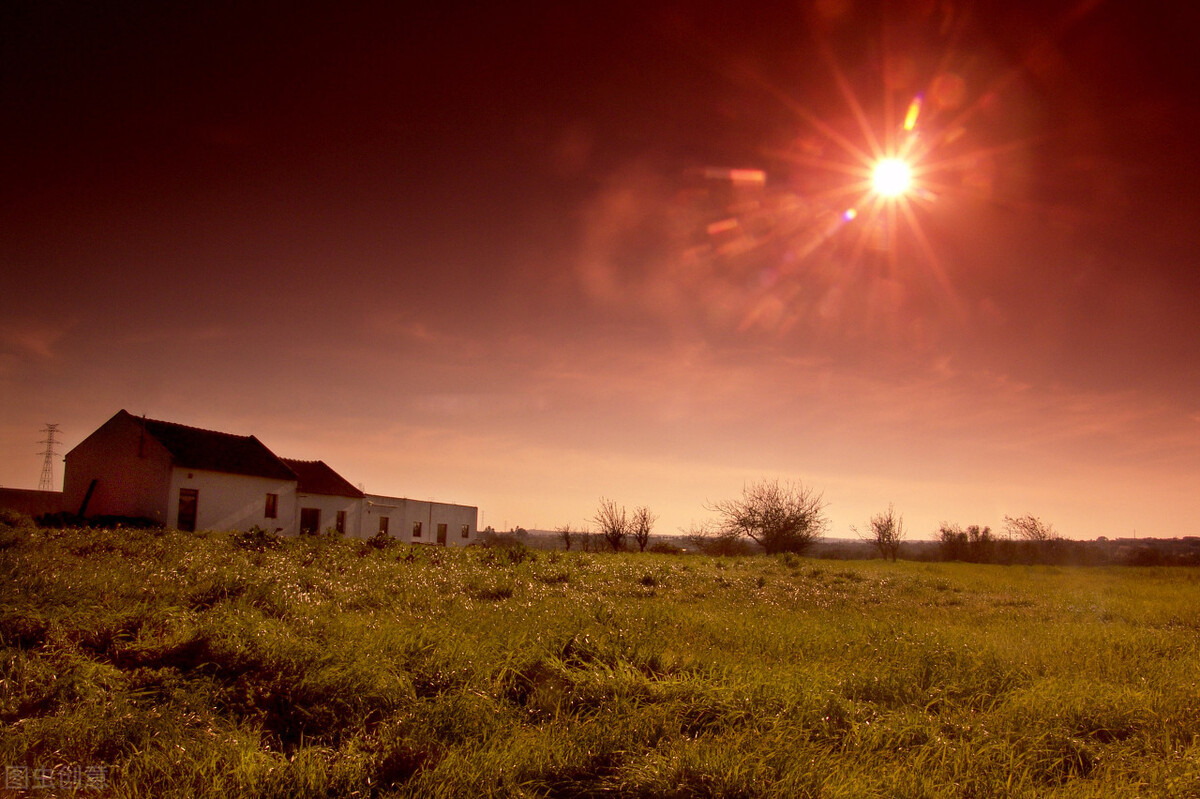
top-left (37, 423), bottom-right (60, 491)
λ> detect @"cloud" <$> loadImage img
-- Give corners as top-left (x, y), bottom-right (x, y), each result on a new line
top-left (115, 324), bottom-right (234, 347)
top-left (572, 159), bottom-right (981, 363)
top-left (0, 320), bottom-right (72, 360)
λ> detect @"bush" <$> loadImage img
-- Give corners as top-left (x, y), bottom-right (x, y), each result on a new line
top-left (648, 541), bottom-right (682, 555)
top-left (0, 508), bottom-right (34, 529)
top-left (34, 511), bottom-right (80, 528)
top-left (0, 510), bottom-right (33, 550)
top-left (232, 525), bottom-right (283, 552)
top-left (366, 530), bottom-right (396, 550)
top-left (484, 542), bottom-right (534, 565)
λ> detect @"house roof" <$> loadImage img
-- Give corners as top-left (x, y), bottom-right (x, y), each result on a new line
top-left (281, 458), bottom-right (364, 498)
top-left (127, 410), bottom-right (298, 481)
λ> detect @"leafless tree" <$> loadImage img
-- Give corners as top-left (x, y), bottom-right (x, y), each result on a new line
top-left (684, 522), bottom-right (751, 556)
top-left (683, 522), bottom-right (714, 554)
top-left (631, 506), bottom-right (656, 552)
top-left (854, 504), bottom-right (906, 561)
top-left (1003, 514), bottom-right (1058, 542)
top-left (556, 523), bottom-right (574, 551)
top-left (707, 479), bottom-right (828, 555)
top-left (592, 498), bottom-right (629, 552)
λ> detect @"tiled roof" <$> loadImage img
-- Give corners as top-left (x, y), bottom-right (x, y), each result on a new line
top-left (281, 458), bottom-right (364, 498)
top-left (130, 411), bottom-right (298, 481)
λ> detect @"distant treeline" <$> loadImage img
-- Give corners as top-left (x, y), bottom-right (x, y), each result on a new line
top-left (11, 510), bottom-right (1198, 567)
top-left (482, 526), bottom-right (1200, 567)
top-left (823, 536), bottom-right (1200, 567)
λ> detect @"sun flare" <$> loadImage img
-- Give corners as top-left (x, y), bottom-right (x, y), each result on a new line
top-left (872, 157), bottom-right (913, 198)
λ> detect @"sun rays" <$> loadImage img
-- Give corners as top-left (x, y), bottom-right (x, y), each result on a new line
top-left (712, 17), bottom-right (1070, 330)
top-left (574, 3), bottom-right (1108, 342)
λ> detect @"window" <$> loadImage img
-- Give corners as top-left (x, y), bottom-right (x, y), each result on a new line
top-left (336, 510), bottom-right (346, 535)
top-left (300, 508), bottom-right (320, 535)
top-left (412, 521), bottom-right (422, 538)
top-left (265, 493), bottom-right (278, 519)
top-left (379, 516), bottom-right (389, 535)
top-left (177, 488), bottom-right (198, 532)
top-left (461, 524), bottom-right (470, 538)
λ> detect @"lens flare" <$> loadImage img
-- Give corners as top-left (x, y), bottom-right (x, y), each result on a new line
top-left (872, 158), bottom-right (913, 197)
top-left (903, 95), bottom-right (923, 132)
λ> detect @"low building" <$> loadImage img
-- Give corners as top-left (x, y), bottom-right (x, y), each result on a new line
top-left (63, 410), bottom-right (299, 532)
top-left (39, 409), bottom-right (478, 543)
top-left (0, 488), bottom-right (65, 519)
top-left (361, 494), bottom-right (477, 546)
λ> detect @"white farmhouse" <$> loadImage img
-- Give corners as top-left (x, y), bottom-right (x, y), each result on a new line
top-left (57, 409), bottom-right (478, 543)
top-left (64, 410), bottom-right (299, 532)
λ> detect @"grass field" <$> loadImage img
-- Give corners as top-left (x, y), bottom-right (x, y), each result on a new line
top-left (2, 520), bottom-right (1199, 797)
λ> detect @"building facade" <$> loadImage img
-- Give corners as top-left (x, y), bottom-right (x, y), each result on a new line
top-left (47, 410), bottom-right (477, 543)
top-left (283, 458), bottom-right (365, 536)
top-left (361, 494), bottom-right (477, 547)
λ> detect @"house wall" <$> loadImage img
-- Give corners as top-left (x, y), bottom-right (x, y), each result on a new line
top-left (361, 494), bottom-right (477, 546)
top-left (294, 493), bottom-right (362, 536)
top-left (167, 469), bottom-right (298, 533)
top-left (63, 413), bottom-right (174, 522)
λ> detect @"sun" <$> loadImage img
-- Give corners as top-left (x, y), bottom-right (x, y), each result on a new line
top-left (872, 157), bottom-right (913, 198)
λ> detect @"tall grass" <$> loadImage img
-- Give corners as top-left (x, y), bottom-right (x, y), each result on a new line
top-left (2, 519), bottom-right (1198, 797)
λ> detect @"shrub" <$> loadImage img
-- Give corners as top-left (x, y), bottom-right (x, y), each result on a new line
top-left (0, 510), bottom-right (34, 549)
top-left (232, 525), bottom-right (282, 552)
top-left (0, 509), bottom-right (34, 529)
top-left (366, 530), bottom-right (396, 550)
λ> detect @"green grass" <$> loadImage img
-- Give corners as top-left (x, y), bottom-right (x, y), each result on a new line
top-left (2, 521), bottom-right (1199, 797)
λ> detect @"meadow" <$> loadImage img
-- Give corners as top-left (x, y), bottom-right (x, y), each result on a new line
top-left (2, 518), bottom-right (1199, 797)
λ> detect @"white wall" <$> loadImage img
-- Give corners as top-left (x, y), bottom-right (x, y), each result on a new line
top-left (361, 494), bottom-right (477, 546)
top-left (294, 493), bottom-right (362, 536)
top-left (167, 468), bottom-right (298, 533)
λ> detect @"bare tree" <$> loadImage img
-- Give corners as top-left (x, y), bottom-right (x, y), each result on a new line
top-left (707, 479), bottom-right (828, 555)
top-left (556, 523), bottom-right (574, 551)
top-left (1003, 514), bottom-right (1057, 542)
top-left (854, 504), bottom-right (906, 561)
top-left (592, 498), bottom-right (629, 552)
top-left (684, 522), bottom-right (751, 556)
top-left (631, 506), bottom-right (656, 552)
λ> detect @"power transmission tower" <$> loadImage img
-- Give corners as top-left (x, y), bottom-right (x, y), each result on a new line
top-left (37, 424), bottom-right (61, 492)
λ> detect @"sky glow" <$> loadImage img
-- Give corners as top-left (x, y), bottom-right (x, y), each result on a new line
top-left (1, 1), bottom-right (1198, 540)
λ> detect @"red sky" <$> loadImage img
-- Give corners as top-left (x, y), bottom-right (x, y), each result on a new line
top-left (2, 0), bottom-right (1198, 539)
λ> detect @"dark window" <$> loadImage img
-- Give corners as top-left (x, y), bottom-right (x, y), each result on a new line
top-left (265, 493), bottom-right (278, 519)
top-left (436, 523), bottom-right (448, 545)
top-left (461, 524), bottom-right (470, 538)
top-left (412, 521), bottom-right (422, 538)
top-left (300, 508), bottom-right (320, 535)
top-left (336, 510), bottom-right (346, 534)
top-left (177, 489), bottom-right (198, 532)
top-left (379, 516), bottom-right (389, 535)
